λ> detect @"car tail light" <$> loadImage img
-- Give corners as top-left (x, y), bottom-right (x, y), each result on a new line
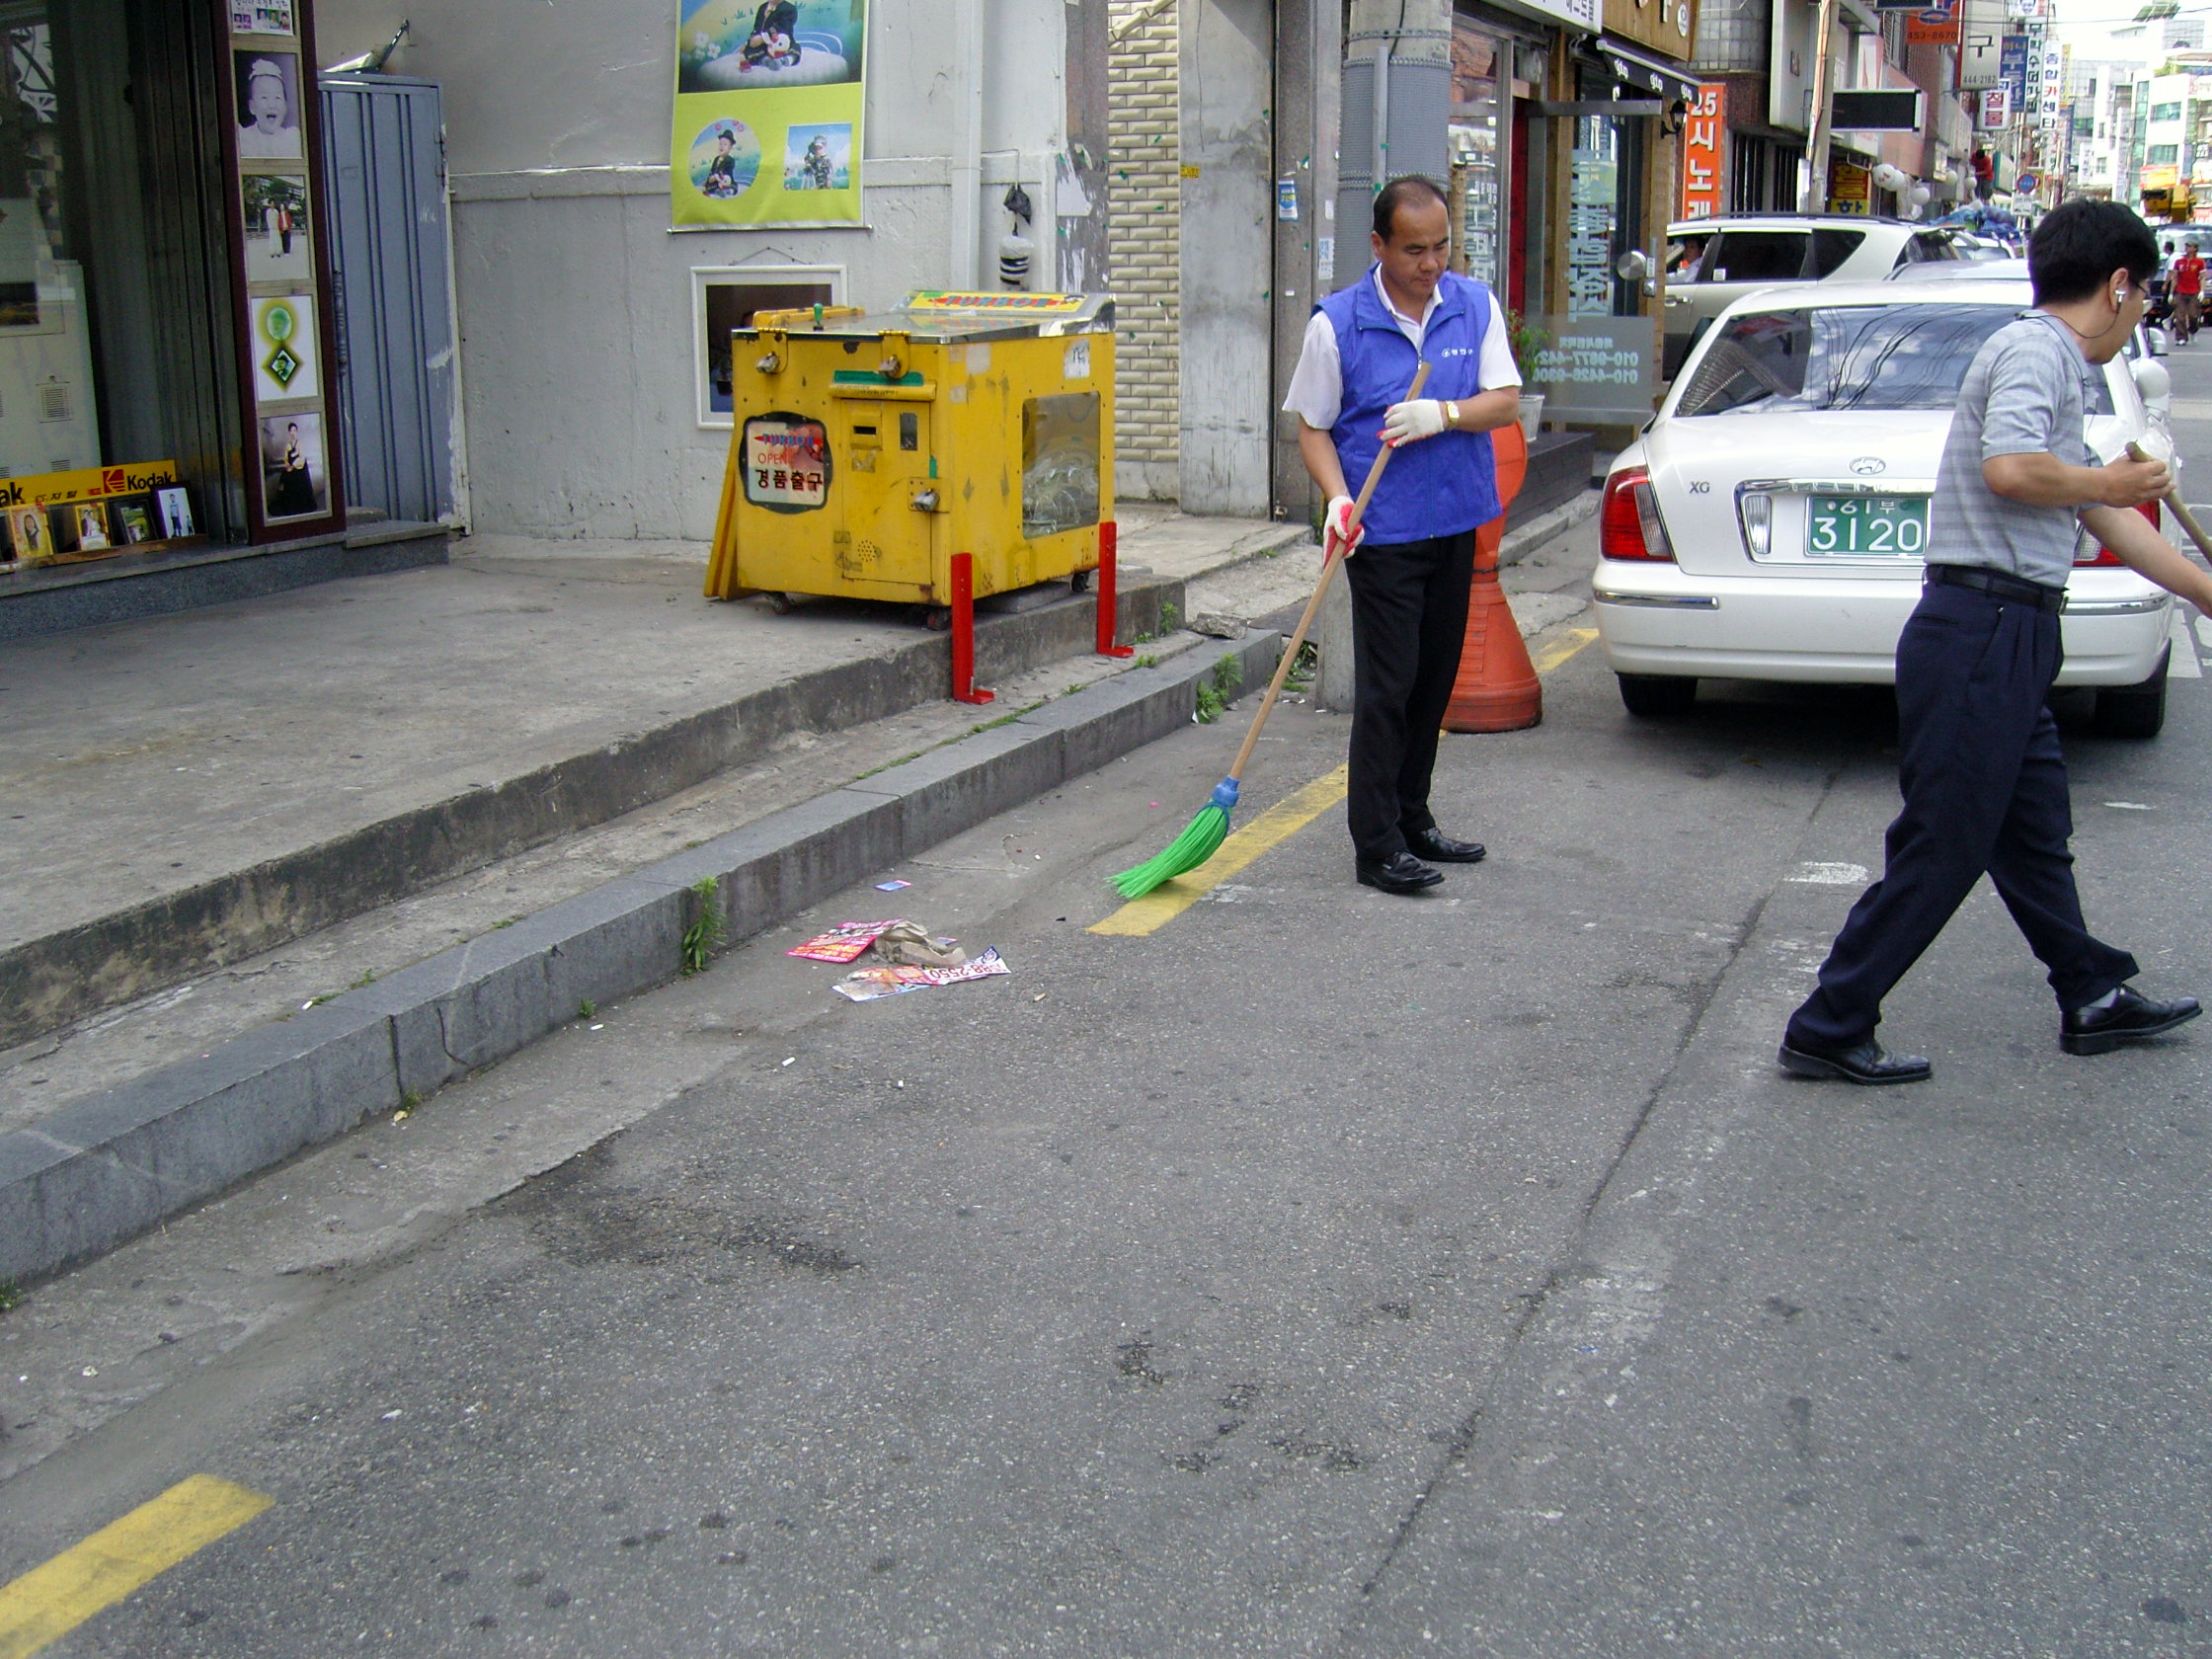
top-left (2077, 499), bottom-right (2161, 566)
top-left (1600, 467), bottom-right (1675, 562)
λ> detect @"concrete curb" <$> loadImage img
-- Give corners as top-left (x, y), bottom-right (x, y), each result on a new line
top-left (0, 629), bottom-right (1284, 1284)
top-left (0, 573), bottom-right (1188, 1051)
top-left (1499, 488), bottom-right (1598, 568)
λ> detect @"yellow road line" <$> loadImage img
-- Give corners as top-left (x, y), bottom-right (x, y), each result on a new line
top-left (1090, 619), bottom-right (1600, 937)
top-left (1531, 625), bottom-right (1599, 674)
top-left (0, 1475), bottom-right (272, 1658)
top-left (1089, 764), bottom-right (1351, 936)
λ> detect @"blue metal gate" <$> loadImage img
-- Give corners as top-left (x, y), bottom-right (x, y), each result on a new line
top-left (318, 74), bottom-right (457, 525)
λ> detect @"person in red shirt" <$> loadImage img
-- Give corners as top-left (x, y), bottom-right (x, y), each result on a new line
top-left (2172, 240), bottom-right (2204, 342)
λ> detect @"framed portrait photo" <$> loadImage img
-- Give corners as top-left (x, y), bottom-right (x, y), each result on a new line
top-left (233, 49), bottom-right (302, 160)
top-left (691, 265), bottom-right (841, 429)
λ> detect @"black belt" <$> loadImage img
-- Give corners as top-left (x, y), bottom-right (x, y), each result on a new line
top-left (1925, 563), bottom-right (2067, 614)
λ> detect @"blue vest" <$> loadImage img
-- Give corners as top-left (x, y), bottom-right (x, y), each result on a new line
top-left (1320, 269), bottom-right (1502, 545)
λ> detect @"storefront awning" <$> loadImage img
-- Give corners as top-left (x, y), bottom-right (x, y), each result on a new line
top-left (1592, 40), bottom-right (1701, 106)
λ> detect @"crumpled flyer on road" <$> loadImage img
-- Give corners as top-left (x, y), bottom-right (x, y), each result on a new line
top-left (787, 919), bottom-right (903, 963)
top-left (833, 947), bottom-right (1010, 1002)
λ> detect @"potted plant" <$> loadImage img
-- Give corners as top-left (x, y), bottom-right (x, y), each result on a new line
top-left (1507, 310), bottom-right (1548, 439)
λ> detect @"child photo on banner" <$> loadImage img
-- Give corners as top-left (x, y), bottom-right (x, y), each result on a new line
top-left (672, 0), bottom-right (866, 227)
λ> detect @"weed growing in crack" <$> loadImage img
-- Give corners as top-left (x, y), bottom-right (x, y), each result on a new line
top-left (681, 876), bottom-right (728, 976)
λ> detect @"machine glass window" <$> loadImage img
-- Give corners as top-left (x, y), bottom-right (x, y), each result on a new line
top-left (1020, 392), bottom-right (1099, 538)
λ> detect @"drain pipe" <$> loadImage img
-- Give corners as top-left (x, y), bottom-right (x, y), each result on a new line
top-left (949, 0), bottom-right (985, 287)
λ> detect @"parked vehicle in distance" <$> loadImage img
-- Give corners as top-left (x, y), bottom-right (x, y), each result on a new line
top-left (1662, 216), bottom-right (1963, 378)
top-left (1596, 278), bottom-right (2178, 737)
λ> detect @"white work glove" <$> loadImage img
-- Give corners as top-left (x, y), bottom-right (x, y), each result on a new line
top-left (1323, 494), bottom-right (1365, 561)
top-left (1381, 397), bottom-right (1451, 447)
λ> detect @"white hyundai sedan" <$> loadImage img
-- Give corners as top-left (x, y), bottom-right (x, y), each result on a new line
top-left (1595, 277), bottom-right (2179, 737)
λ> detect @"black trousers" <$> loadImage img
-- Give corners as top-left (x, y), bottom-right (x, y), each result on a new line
top-left (1785, 581), bottom-right (2138, 1051)
top-left (1343, 528), bottom-right (1474, 861)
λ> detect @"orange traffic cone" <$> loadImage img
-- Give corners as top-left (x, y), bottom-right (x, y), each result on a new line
top-left (1443, 420), bottom-right (1540, 732)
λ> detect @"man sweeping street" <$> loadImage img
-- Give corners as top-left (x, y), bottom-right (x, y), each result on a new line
top-left (1780, 198), bottom-right (2209, 1084)
top-left (1282, 176), bottom-right (1523, 894)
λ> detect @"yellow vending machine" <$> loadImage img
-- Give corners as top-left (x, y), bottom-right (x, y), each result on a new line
top-left (704, 291), bottom-right (1125, 703)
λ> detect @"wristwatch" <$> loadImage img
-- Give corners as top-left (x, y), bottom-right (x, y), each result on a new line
top-left (1445, 400), bottom-right (1461, 429)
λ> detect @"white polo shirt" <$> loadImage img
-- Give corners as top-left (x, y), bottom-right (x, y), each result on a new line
top-left (1282, 269), bottom-right (1522, 431)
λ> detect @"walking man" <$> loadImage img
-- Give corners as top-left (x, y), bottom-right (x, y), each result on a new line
top-left (1780, 198), bottom-right (2207, 1084)
top-left (1282, 176), bottom-right (1523, 894)
top-left (2172, 238), bottom-right (2203, 342)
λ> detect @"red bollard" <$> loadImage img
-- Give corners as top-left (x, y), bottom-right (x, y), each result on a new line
top-left (951, 551), bottom-right (994, 704)
top-left (1095, 519), bottom-right (1133, 658)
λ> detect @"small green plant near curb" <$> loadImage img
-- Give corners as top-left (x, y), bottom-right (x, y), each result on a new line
top-left (578, 999), bottom-right (596, 1020)
top-left (1134, 653), bottom-right (1159, 670)
top-left (0, 1279), bottom-right (21, 1314)
top-left (681, 876), bottom-right (728, 976)
top-left (492, 916), bottom-right (518, 930)
top-left (400, 1089), bottom-right (422, 1111)
top-left (304, 992), bottom-right (334, 1008)
top-left (1194, 654), bottom-right (1241, 723)
top-left (1285, 640), bottom-right (1317, 692)
top-left (1159, 599), bottom-right (1181, 632)
top-left (351, 968), bottom-right (375, 988)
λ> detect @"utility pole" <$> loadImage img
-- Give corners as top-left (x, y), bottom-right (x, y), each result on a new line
top-left (1801, 0), bottom-right (1843, 211)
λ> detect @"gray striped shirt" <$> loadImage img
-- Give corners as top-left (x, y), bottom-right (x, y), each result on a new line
top-left (1924, 311), bottom-right (2102, 589)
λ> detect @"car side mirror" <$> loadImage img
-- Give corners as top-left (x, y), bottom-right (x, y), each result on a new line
top-left (2133, 356), bottom-right (2172, 405)
top-left (2148, 325), bottom-right (2172, 356)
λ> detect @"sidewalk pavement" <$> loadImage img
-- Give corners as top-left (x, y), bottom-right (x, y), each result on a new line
top-left (0, 491), bottom-right (1596, 1283)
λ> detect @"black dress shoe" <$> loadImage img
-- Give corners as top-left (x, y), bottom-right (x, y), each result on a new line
top-left (1409, 828), bottom-right (1487, 863)
top-left (1777, 1039), bottom-right (1932, 1085)
top-left (1356, 850), bottom-right (1445, 894)
top-left (2061, 985), bottom-right (2202, 1055)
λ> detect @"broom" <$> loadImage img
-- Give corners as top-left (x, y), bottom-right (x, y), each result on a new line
top-left (1110, 361), bottom-right (1432, 899)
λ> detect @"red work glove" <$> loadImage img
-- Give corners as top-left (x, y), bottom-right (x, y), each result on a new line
top-left (1323, 494), bottom-right (1365, 561)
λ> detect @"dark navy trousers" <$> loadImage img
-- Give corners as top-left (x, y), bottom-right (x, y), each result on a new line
top-left (1343, 529), bottom-right (1474, 862)
top-left (1785, 580), bottom-right (2138, 1051)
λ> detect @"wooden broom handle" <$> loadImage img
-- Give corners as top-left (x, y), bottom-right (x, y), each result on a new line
top-left (2127, 441), bottom-right (2212, 558)
top-left (1225, 362), bottom-right (1433, 784)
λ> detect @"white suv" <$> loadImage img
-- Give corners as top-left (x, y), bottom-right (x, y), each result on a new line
top-left (1662, 215), bottom-right (1963, 377)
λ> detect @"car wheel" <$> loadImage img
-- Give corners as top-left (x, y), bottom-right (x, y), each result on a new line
top-left (2093, 648), bottom-right (2169, 739)
top-left (1618, 672), bottom-right (1698, 718)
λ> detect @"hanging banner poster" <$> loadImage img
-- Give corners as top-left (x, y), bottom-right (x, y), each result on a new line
top-left (671, 0), bottom-right (866, 228)
top-left (1678, 83), bottom-right (1726, 220)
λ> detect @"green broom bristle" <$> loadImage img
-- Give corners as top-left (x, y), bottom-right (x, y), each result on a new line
top-left (1111, 804), bottom-right (1230, 899)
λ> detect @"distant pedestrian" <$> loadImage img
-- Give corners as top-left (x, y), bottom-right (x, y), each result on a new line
top-left (2172, 239), bottom-right (2203, 342)
top-left (1971, 144), bottom-right (1994, 202)
top-left (1780, 198), bottom-right (2210, 1084)
top-left (1281, 176), bottom-right (1523, 895)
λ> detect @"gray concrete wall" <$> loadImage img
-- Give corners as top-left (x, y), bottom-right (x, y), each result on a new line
top-left (313, 1), bottom-right (1075, 537)
top-left (1177, 0), bottom-right (1274, 516)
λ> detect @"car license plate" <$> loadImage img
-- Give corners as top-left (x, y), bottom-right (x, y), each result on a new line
top-left (1806, 494), bottom-right (1927, 557)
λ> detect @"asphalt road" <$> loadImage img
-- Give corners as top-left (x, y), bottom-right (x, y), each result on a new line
top-left (9, 363), bottom-right (2212, 1656)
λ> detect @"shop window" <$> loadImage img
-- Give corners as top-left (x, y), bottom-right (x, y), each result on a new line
top-left (0, 0), bottom-right (318, 574)
top-left (1449, 19), bottom-right (1507, 291)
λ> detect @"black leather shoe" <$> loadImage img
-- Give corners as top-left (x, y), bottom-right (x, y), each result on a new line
top-left (1356, 850), bottom-right (1445, 894)
top-left (1409, 828), bottom-right (1487, 864)
top-left (2061, 985), bottom-right (2202, 1055)
top-left (1778, 1039), bottom-right (1933, 1085)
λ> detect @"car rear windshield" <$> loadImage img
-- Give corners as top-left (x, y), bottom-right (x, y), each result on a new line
top-left (1675, 302), bottom-right (2017, 417)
